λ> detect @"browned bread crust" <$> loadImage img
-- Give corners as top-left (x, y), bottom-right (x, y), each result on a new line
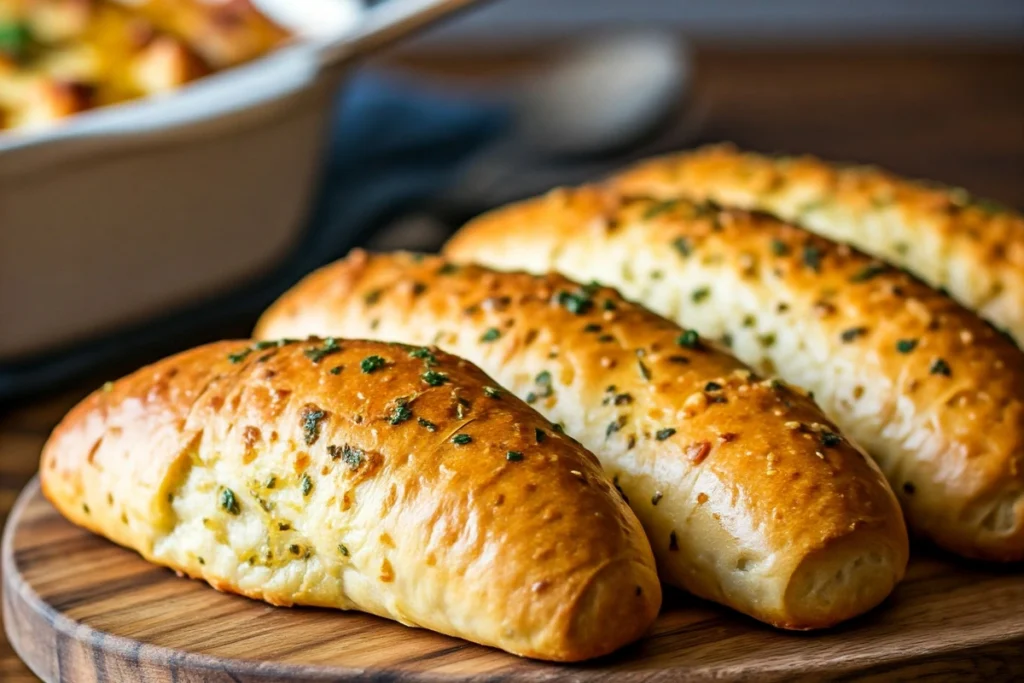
top-left (257, 251), bottom-right (909, 629)
top-left (446, 187), bottom-right (1024, 562)
top-left (41, 339), bottom-right (661, 662)
top-left (612, 144), bottom-right (1024, 347)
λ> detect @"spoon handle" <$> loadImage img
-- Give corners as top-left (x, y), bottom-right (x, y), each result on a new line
top-left (319, 0), bottom-right (487, 67)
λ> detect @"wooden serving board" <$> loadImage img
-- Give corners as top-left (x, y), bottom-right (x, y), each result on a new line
top-left (4, 478), bottom-right (1023, 682)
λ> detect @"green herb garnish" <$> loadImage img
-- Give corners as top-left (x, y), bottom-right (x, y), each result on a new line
top-left (301, 406), bottom-right (327, 446)
top-left (220, 488), bottom-right (240, 515)
top-left (673, 237), bottom-right (693, 257)
top-left (930, 358), bottom-right (952, 376)
top-left (452, 434), bottom-right (472, 445)
top-left (643, 198), bottom-right (679, 220)
top-left (841, 327), bottom-right (868, 343)
top-left (896, 339), bottom-right (918, 354)
top-left (228, 348), bottom-right (252, 364)
top-left (300, 474), bottom-right (313, 496)
top-left (535, 428), bottom-right (546, 443)
top-left (677, 329), bottom-right (700, 349)
top-left (418, 417), bottom-right (437, 432)
top-left (851, 264), bottom-right (887, 282)
top-left (480, 327), bottom-right (501, 343)
top-left (388, 399), bottom-right (413, 425)
top-left (691, 287), bottom-right (710, 304)
top-left (555, 289), bottom-right (594, 315)
top-left (506, 451), bottom-right (524, 462)
top-left (638, 359), bottom-right (652, 381)
top-left (361, 355), bottom-right (386, 373)
top-left (409, 347), bottom-right (437, 366)
top-left (802, 244), bottom-right (823, 272)
top-left (606, 416), bottom-right (626, 439)
top-left (0, 22), bottom-right (32, 60)
top-left (655, 428), bottom-right (676, 441)
top-left (304, 338), bottom-right (341, 364)
top-left (483, 386), bottom-right (502, 399)
top-left (421, 370), bottom-right (448, 386)
top-left (770, 239), bottom-right (790, 256)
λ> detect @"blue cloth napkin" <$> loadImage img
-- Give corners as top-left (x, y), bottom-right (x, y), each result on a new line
top-left (0, 71), bottom-right (509, 401)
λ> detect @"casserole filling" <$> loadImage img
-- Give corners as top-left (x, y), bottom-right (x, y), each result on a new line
top-left (0, 0), bottom-right (290, 130)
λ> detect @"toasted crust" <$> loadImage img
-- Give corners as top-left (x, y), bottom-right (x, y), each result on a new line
top-left (612, 144), bottom-right (1024, 347)
top-left (256, 252), bottom-right (909, 629)
top-left (446, 186), bottom-right (1024, 562)
top-left (40, 339), bottom-right (661, 662)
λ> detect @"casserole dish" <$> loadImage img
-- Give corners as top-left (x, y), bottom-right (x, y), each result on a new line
top-left (0, 0), bottom-right (476, 362)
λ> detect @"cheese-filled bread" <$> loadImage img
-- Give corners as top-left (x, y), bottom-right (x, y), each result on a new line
top-left (256, 251), bottom-right (909, 629)
top-left (612, 144), bottom-right (1024, 347)
top-left (40, 339), bottom-right (661, 662)
top-left (445, 187), bottom-right (1024, 562)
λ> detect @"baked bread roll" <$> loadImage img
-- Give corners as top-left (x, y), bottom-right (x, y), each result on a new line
top-left (41, 339), bottom-right (661, 662)
top-left (256, 251), bottom-right (909, 629)
top-left (445, 187), bottom-right (1024, 562)
top-left (612, 144), bottom-right (1024, 347)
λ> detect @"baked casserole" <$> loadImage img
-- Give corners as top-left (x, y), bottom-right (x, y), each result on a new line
top-left (0, 0), bottom-right (290, 130)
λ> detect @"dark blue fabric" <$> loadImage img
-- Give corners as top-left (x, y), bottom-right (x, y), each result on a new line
top-left (0, 71), bottom-right (509, 401)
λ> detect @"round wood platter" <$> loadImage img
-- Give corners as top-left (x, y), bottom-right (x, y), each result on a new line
top-left (4, 478), bottom-right (1024, 683)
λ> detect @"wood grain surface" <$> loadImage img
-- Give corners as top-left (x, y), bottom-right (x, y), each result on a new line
top-left (1, 46), bottom-right (1023, 681)
top-left (4, 477), bottom-right (1024, 682)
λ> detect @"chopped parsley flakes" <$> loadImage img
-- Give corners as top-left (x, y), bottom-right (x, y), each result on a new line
top-left (304, 338), bottom-right (341, 364)
top-left (655, 428), bottom-right (676, 441)
top-left (421, 370), bottom-right (448, 386)
top-left (677, 329), bottom-right (700, 348)
top-left (220, 488), bottom-right (240, 515)
top-left (360, 355), bottom-right (386, 373)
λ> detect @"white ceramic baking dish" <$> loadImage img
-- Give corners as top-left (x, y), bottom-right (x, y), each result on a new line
top-left (0, 0), bottom-right (478, 361)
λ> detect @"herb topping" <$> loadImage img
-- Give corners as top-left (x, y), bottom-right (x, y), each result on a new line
top-left (896, 339), bottom-right (918, 354)
top-left (220, 488), bottom-right (240, 515)
top-left (304, 338), bottom-right (341, 364)
top-left (677, 329), bottom-right (700, 348)
top-left (300, 406), bottom-right (327, 446)
top-left (421, 370), bottom-right (448, 386)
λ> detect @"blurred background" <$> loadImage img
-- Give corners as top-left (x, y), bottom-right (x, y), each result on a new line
top-left (0, 2), bottom-right (1021, 678)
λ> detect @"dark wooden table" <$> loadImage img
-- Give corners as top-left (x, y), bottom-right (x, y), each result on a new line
top-left (2, 46), bottom-right (1022, 682)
